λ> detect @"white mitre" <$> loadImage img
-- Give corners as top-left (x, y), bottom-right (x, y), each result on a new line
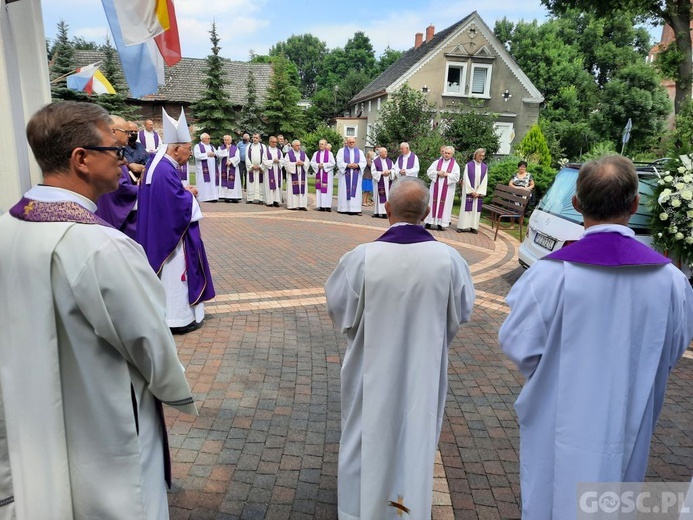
top-left (146, 108), bottom-right (191, 184)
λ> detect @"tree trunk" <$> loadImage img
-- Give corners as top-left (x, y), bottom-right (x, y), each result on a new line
top-left (668, 0), bottom-right (693, 115)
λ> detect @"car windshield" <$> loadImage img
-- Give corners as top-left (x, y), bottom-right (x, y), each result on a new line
top-left (537, 168), bottom-right (582, 224)
top-left (537, 168), bottom-right (656, 234)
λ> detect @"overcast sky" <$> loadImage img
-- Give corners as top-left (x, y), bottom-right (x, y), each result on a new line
top-left (43, 0), bottom-right (553, 61)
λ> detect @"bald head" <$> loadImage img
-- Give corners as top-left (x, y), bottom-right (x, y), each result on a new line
top-left (386, 177), bottom-right (430, 225)
top-left (110, 115), bottom-right (128, 146)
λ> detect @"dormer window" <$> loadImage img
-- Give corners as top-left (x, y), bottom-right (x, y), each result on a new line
top-left (444, 62), bottom-right (467, 96)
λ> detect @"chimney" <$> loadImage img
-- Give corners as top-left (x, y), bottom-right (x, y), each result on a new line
top-left (415, 32), bottom-right (423, 49)
top-left (425, 24), bottom-right (435, 43)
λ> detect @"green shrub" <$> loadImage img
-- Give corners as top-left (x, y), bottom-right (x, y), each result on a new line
top-left (515, 124), bottom-right (552, 167)
top-left (299, 124), bottom-right (343, 157)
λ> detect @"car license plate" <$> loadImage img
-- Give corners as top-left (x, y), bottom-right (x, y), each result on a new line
top-left (533, 231), bottom-right (556, 251)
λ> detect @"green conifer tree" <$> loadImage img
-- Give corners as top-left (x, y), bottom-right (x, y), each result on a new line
top-left (237, 69), bottom-right (266, 135)
top-left (263, 55), bottom-right (304, 136)
top-left (515, 124), bottom-right (552, 167)
top-left (49, 20), bottom-right (88, 102)
top-left (189, 22), bottom-right (235, 142)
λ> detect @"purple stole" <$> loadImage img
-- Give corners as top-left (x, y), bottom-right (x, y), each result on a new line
top-left (178, 162), bottom-right (188, 182)
top-left (315, 150), bottom-right (330, 194)
top-left (343, 147), bottom-right (361, 200)
top-left (374, 157), bottom-right (394, 203)
top-left (397, 153), bottom-right (416, 171)
top-left (432, 158), bottom-right (456, 219)
top-left (11, 197), bottom-right (112, 227)
top-left (376, 224), bottom-right (437, 244)
top-left (546, 231), bottom-right (670, 266)
top-left (465, 161), bottom-right (487, 212)
top-left (247, 144), bottom-right (265, 184)
top-left (266, 148), bottom-right (282, 191)
top-left (197, 143), bottom-right (211, 183)
top-left (219, 144), bottom-right (237, 188)
top-left (288, 149), bottom-right (307, 195)
top-left (139, 130), bottom-right (160, 153)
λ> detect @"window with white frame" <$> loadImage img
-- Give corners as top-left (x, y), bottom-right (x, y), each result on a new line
top-left (377, 97), bottom-right (381, 110)
top-left (444, 62), bottom-right (467, 95)
top-left (345, 125), bottom-right (357, 137)
top-left (366, 124), bottom-right (373, 144)
top-left (368, 100), bottom-right (372, 112)
top-left (470, 63), bottom-right (492, 98)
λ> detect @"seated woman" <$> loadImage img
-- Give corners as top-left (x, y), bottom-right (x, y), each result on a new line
top-left (508, 160), bottom-right (535, 228)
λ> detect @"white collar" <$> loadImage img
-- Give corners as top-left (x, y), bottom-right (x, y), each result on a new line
top-left (390, 222), bottom-right (419, 228)
top-left (583, 223), bottom-right (633, 238)
top-left (25, 185), bottom-right (97, 212)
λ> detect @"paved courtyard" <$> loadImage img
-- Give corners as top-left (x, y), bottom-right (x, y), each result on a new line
top-left (165, 197), bottom-right (693, 520)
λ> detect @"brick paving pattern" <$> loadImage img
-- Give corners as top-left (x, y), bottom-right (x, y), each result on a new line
top-left (165, 199), bottom-right (693, 519)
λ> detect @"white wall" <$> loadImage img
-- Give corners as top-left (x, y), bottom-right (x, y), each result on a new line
top-left (0, 0), bottom-right (51, 211)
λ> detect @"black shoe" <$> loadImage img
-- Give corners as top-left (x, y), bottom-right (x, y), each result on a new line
top-left (326, 208), bottom-right (332, 212)
top-left (255, 200), bottom-right (263, 205)
top-left (457, 228), bottom-right (469, 233)
top-left (273, 202), bottom-right (279, 207)
top-left (300, 207), bottom-right (308, 211)
top-left (381, 215), bottom-right (388, 219)
top-left (246, 200), bottom-right (253, 204)
top-left (437, 225), bottom-right (443, 231)
top-left (424, 224), bottom-right (431, 229)
top-left (266, 204), bottom-right (273, 207)
top-left (471, 229), bottom-right (478, 234)
top-left (170, 320), bottom-right (203, 335)
top-left (372, 214), bottom-right (379, 218)
top-left (231, 199), bottom-right (240, 203)
top-left (457, 229), bottom-right (463, 233)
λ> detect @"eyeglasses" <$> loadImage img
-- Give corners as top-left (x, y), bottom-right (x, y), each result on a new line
top-left (81, 146), bottom-right (126, 161)
top-left (113, 128), bottom-right (128, 134)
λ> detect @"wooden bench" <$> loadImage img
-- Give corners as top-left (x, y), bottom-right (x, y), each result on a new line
top-left (482, 184), bottom-right (531, 241)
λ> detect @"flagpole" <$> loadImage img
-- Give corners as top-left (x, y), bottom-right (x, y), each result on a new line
top-left (50, 61), bottom-right (102, 84)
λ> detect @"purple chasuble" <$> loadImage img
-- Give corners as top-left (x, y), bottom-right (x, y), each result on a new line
top-left (247, 144), bottom-right (265, 184)
top-left (95, 165), bottom-right (138, 239)
top-left (343, 147), bottom-right (361, 200)
top-left (397, 153), bottom-right (416, 171)
top-left (288, 149), bottom-right (307, 195)
top-left (545, 231), bottom-right (670, 267)
top-left (315, 150), bottom-right (330, 193)
top-left (374, 157), bottom-right (394, 203)
top-left (375, 224), bottom-right (437, 244)
top-left (136, 157), bottom-right (216, 306)
top-left (465, 161), bottom-right (487, 213)
top-left (432, 158), bottom-right (456, 219)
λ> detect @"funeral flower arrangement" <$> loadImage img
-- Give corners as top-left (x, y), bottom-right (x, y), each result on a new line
top-left (651, 162), bottom-right (693, 266)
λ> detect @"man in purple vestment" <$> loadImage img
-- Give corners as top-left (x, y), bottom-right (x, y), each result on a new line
top-left (500, 155), bottom-right (693, 518)
top-left (137, 109), bottom-right (215, 334)
top-left (95, 115), bottom-right (138, 240)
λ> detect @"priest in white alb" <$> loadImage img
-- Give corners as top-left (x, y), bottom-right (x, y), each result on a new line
top-left (283, 139), bottom-right (309, 210)
top-left (245, 133), bottom-right (266, 204)
top-left (311, 138), bottom-right (336, 211)
top-left (424, 146), bottom-right (460, 231)
top-left (395, 142), bottom-right (420, 178)
top-left (215, 135), bottom-right (242, 202)
top-left (336, 136), bottom-right (366, 215)
top-left (370, 146), bottom-right (395, 218)
top-left (499, 155), bottom-right (693, 519)
top-left (137, 118), bottom-right (162, 155)
top-left (457, 148), bottom-right (488, 234)
top-left (262, 135), bottom-right (283, 207)
top-left (0, 101), bottom-right (197, 520)
top-left (137, 108), bottom-right (216, 333)
top-left (193, 133), bottom-right (218, 202)
top-left (326, 177), bottom-right (475, 520)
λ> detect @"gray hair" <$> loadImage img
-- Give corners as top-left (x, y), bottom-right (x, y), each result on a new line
top-left (444, 146), bottom-right (455, 154)
top-left (400, 142), bottom-right (410, 150)
top-left (576, 155), bottom-right (638, 221)
top-left (292, 139), bottom-right (301, 146)
top-left (388, 177), bottom-right (430, 223)
top-left (26, 101), bottom-right (112, 175)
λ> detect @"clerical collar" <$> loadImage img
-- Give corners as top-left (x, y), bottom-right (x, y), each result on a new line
top-left (391, 222), bottom-right (418, 228)
top-left (28, 185), bottom-right (97, 212)
top-left (583, 223), bottom-right (633, 238)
